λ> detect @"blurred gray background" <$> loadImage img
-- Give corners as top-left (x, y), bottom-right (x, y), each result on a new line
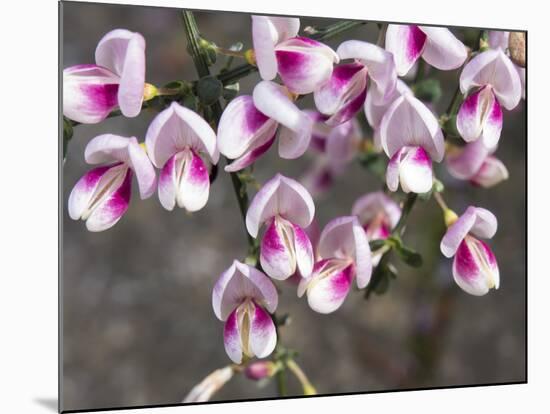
top-left (61, 2), bottom-right (526, 411)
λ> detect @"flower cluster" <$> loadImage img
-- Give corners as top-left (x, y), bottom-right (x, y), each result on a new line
top-left (64, 18), bottom-right (523, 368)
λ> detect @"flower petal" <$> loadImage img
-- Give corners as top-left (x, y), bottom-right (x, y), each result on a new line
top-left (440, 206), bottom-right (498, 258)
top-left (313, 62), bottom-right (368, 125)
top-left (212, 260), bottom-right (278, 321)
top-left (248, 304), bottom-right (277, 358)
top-left (385, 25), bottom-right (427, 76)
top-left (217, 95), bottom-right (279, 160)
top-left (457, 86), bottom-right (492, 142)
top-left (446, 139), bottom-right (491, 180)
top-left (387, 146), bottom-right (433, 194)
top-left (459, 49), bottom-right (521, 110)
top-left (68, 165), bottom-right (112, 221)
top-left (470, 155), bottom-right (509, 188)
top-left (246, 173), bottom-right (315, 238)
top-left (275, 37), bottom-right (339, 95)
top-left (336, 40), bottom-right (397, 104)
top-left (293, 222), bottom-right (315, 278)
top-left (252, 81), bottom-right (313, 159)
top-left (127, 137), bottom-right (156, 199)
top-left (175, 149), bottom-right (210, 212)
top-left (223, 309), bottom-right (243, 364)
top-left (317, 216), bottom-right (372, 287)
top-left (453, 237), bottom-right (499, 296)
top-left (63, 65), bottom-right (120, 124)
top-left (95, 29), bottom-right (146, 117)
top-left (224, 134), bottom-right (276, 173)
top-left (380, 94), bottom-right (444, 162)
top-left (364, 79), bottom-right (411, 129)
top-left (488, 31), bottom-right (509, 51)
top-left (145, 102), bottom-right (219, 169)
top-left (419, 26), bottom-right (468, 71)
top-left (260, 217), bottom-right (297, 280)
top-left (303, 259), bottom-right (354, 314)
top-left (157, 152), bottom-right (177, 211)
top-left (84, 134), bottom-right (131, 164)
top-left (252, 15), bottom-right (300, 81)
top-left (72, 165), bottom-right (132, 232)
top-left (351, 191), bottom-right (401, 229)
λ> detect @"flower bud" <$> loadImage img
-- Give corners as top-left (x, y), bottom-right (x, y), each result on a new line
top-left (444, 209), bottom-right (458, 227)
top-left (244, 49), bottom-right (256, 66)
top-left (244, 361), bottom-right (278, 380)
top-left (143, 83), bottom-right (158, 101)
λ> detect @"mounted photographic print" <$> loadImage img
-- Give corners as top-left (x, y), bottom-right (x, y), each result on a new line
top-left (60, 1), bottom-right (527, 412)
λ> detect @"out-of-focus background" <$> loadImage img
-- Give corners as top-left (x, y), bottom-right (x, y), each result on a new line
top-left (61, 2), bottom-right (526, 412)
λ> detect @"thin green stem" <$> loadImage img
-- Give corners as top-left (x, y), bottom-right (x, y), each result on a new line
top-left (392, 193), bottom-right (418, 236)
top-left (276, 367), bottom-right (288, 396)
top-left (182, 10), bottom-right (256, 249)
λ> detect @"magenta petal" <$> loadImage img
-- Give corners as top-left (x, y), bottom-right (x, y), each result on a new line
top-left (313, 62), bottom-right (368, 125)
top-left (63, 65), bottom-right (120, 124)
top-left (249, 304), bottom-right (277, 359)
top-left (223, 309), bottom-right (243, 364)
top-left (94, 29), bottom-right (146, 118)
top-left (158, 153), bottom-right (177, 211)
top-left (440, 206), bottom-right (497, 258)
top-left (387, 146), bottom-right (433, 194)
top-left (176, 149), bottom-right (210, 212)
top-left (480, 93), bottom-right (503, 148)
top-left (224, 133), bottom-right (276, 172)
top-left (83, 165), bottom-right (132, 232)
top-left (352, 191), bottom-right (402, 230)
top-left (446, 139), bottom-right (491, 180)
top-left (385, 25), bottom-right (427, 76)
top-left (68, 165), bottom-right (112, 221)
top-left (292, 223), bottom-right (314, 278)
top-left (260, 217), bottom-right (297, 280)
top-left (457, 86), bottom-right (502, 146)
top-left (275, 37), bottom-right (338, 95)
top-left (303, 259), bottom-right (354, 314)
top-left (217, 95), bottom-right (279, 160)
top-left (453, 237), bottom-right (499, 296)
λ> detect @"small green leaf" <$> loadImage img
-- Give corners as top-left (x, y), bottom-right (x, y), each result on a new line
top-left (395, 244), bottom-right (423, 267)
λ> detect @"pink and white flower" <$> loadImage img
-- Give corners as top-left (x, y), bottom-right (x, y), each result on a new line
top-left (63, 29), bottom-right (148, 124)
top-left (301, 113), bottom-right (361, 196)
top-left (364, 79), bottom-right (412, 132)
top-left (446, 139), bottom-right (509, 188)
top-left (252, 16), bottom-right (339, 95)
top-left (457, 49), bottom-right (522, 148)
top-left (298, 216), bottom-right (372, 314)
top-left (440, 206), bottom-right (499, 296)
top-left (385, 25), bottom-right (468, 76)
top-left (246, 174), bottom-right (315, 280)
top-left (217, 81), bottom-right (314, 172)
top-left (313, 40), bottom-right (397, 125)
top-left (68, 134), bottom-right (156, 231)
top-left (212, 260), bottom-right (278, 364)
top-left (145, 102), bottom-right (219, 212)
top-left (380, 94), bottom-right (445, 193)
top-left (351, 192), bottom-right (401, 265)
top-left (488, 31), bottom-right (526, 100)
